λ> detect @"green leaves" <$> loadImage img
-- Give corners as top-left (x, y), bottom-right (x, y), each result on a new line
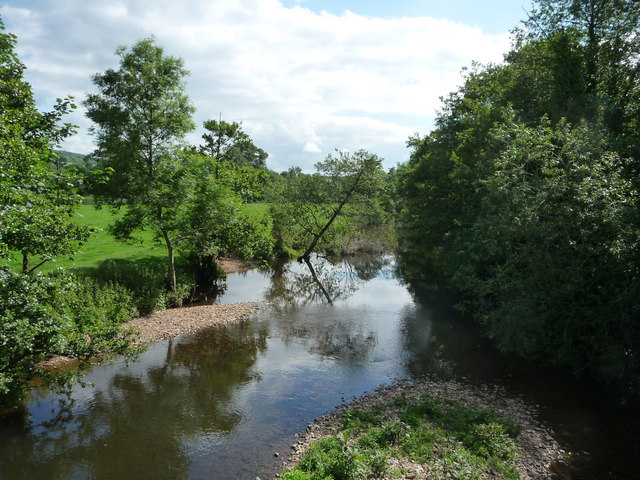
top-left (0, 17), bottom-right (90, 274)
top-left (271, 149), bottom-right (387, 259)
top-left (399, 0), bottom-right (640, 383)
top-left (0, 268), bottom-right (140, 408)
top-left (85, 38), bottom-right (196, 290)
top-left (174, 154), bottom-right (274, 285)
top-left (200, 119), bottom-right (268, 170)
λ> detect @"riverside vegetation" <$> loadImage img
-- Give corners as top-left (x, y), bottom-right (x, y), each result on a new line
top-left (0, 17), bottom-right (392, 411)
top-left (276, 379), bottom-right (560, 480)
top-left (1, 1), bottom-right (639, 477)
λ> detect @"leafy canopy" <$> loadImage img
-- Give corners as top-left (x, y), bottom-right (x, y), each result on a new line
top-left (0, 18), bottom-right (90, 274)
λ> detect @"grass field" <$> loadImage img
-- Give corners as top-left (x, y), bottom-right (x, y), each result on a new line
top-left (3, 203), bottom-right (271, 273)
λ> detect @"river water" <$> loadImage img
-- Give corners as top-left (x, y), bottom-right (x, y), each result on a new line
top-left (0, 256), bottom-right (638, 479)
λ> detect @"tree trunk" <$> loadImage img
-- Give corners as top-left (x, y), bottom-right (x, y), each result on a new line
top-left (163, 230), bottom-right (177, 292)
top-left (299, 165), bottom-right (368, 261)
top-left (157, 207), bottom-right (177, 291)
top-left (21, 251), bottom-right (29, 275)
top-left (303, 257), bottom-right (333, 304)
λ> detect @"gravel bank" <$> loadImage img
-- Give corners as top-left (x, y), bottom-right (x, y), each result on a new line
top-left (282, 379), bottom-right (565, 480)
top-left (124, 302), bottom-right (261, 345)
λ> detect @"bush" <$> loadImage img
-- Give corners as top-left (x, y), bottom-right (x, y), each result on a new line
top-left (464, 423), bottom-right (517, 461)
top-left (297, 434), bottom-right (364, 480)
top-left (84, 257), bottom-right (193, 314)
top-left (0, 268), bottom-right (140, 410)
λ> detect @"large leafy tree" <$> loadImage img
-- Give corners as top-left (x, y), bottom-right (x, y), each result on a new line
top-left (0, 18), bottom-right (90, 274)
top-left (518, 0), bottom-right (640, 156)
top-left (399, 0), bottom-right (640, 382)
top-left (85, 38), bottom-right (196, 291)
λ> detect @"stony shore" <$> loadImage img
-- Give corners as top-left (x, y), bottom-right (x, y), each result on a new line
top-left (281, 379), bottom-right (565, 480)
top-left (122, 257), bottom-right (261, 344)
top-left (123, 302), bottom-right (261, 345)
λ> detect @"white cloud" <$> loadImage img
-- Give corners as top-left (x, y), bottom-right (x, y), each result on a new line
top-left (0, 0), bottom-right (510, 171)
top-left (303, 142), bottom-right (322, 153)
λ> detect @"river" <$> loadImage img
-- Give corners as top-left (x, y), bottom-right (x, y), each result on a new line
top-left (0, 255), bottom-right (638, 479)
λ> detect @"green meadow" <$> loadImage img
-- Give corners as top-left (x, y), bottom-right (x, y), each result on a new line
top-left (3, 202), bottom-right (271, 274)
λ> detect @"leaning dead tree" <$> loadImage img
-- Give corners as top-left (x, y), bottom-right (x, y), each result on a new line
top-left (272, 149), bottom-right (384, 263)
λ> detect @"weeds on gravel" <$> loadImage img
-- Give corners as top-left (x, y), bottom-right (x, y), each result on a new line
top-left (278, 394), bottom-right (521, 480)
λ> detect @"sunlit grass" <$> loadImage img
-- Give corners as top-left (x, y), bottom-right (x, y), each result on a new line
top-left (2, 203), bottom-right (272, 274)
top-left (280, 394), bottom-right (521, 480)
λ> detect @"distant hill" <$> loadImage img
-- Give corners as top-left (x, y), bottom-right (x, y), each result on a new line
top-left (55, 150), bottom-right (97, 173)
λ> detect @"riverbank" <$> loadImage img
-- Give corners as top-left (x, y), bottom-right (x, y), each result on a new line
top-left (280, 378), bottom-right (564, 480)
top-left (122, 256), bottom-right (262, 344)
top-left (37, 258), bottom-right (262, 370)
top-left (123, 302), bottom-right (261, 344)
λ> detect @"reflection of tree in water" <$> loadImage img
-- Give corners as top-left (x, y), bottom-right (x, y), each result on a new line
top-left (399, 288), bottom-right (511, 383)
top-left (261, 255), bottom-right (394, 369)
top-left (265, 255), bottom-right (392, 307)
top-left (0, 322), bottom-right (267, 480)
top-left (351, 255), bottom-right (394, 282)
top-left (310, 322), bottom-right (377, 365)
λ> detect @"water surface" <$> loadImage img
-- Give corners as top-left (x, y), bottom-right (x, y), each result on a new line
top-left (0, 256), bottom-right (637, 479)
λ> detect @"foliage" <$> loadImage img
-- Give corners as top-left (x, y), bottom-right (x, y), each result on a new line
top-left (0, 18), bottom-right (91, 274)
top-left (0, 267), bottom-right (140, 409)
top-left (174, 155), bottom-right (274, 285)
top-left (270, 149), bottom-right (387, 259)
top-left (282, 394), bottom-right (520, 480)
top-left (520, 0), bottom-right (640, 158)
top-left (85, 37), bottom-right (196, 291)
top-left (398, 0), bottom-right (640, 383)
top-left (84, 257), bottom-right (193, 315)
top-left (54, 150), bottom-right (97, 175)
top-left (200, 118), bottom-right (268, 169)
top-left (296, 434), bottom-right (365, 480)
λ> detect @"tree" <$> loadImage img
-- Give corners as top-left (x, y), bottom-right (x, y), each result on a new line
top-left (0, 18), bottom-right (140, 410)
top-left (398, 0), bottom-right (640, 383)
top-left (85, 38), bottom-right (196, 291)
top-left (174, 154), bottom-right (274, 286)
top-left (271, 149), bottom-right (385, 261)
top-left (200, 118), bottom-right (268, 169)
top-left (521, 0), bottom-right (640, 157)
top-left (0, 18), bottom-right (90, 274)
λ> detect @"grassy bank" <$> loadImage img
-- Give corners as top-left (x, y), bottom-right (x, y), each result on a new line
top-left (2, 203), bottom-right (272, 273)
top-left (281, 398), bottom-right (520, 479)
top-left (278, 380), bottom-right (561, 480)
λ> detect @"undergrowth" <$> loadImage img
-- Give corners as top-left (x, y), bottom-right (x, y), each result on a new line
top-left (276, 394), bottom-right (521, 480)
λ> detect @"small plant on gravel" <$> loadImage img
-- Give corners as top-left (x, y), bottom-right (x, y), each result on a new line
top-left (286, 433), bottom-right (365, 480)
top-left (363, 450), bottom-right (389, 479)
top-left (281, 393), bottom-right (523, 480)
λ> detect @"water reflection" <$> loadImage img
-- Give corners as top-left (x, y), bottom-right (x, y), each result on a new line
top-left (265, 255), bottom-right (392, 308)
top-left (3, 255), bottom-right (634, 479)
top-left (0, 322), bottom-right (268, 479)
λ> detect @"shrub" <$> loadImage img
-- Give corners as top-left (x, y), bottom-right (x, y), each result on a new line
top-left (0, 268), bottom-right (140, 410)
top-left (463, 423), bottom-right (517, 461)
top-left (297, 434), bottom-right (364, 480)
top-left (84, 257), bottom-right (193, 314)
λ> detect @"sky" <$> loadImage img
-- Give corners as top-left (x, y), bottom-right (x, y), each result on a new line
top-left (0, 0), bottom-right (531, 172)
